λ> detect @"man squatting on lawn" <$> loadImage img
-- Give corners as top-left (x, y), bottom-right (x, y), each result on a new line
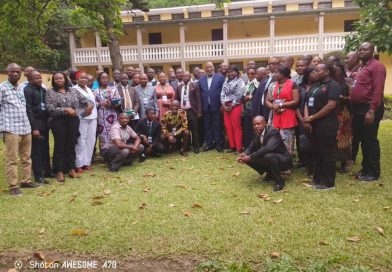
top-left (0, 42), bottom-right (386, 196)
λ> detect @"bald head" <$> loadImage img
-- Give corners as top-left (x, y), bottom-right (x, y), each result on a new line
top-left (345, 51), bottom-right (360, 70)
top-left (358, 42), bottom-right (375, 62)
top-left (7, 63), bottom-right (22, 85)
top-left (281, 56), bottom-right (294, 69)
top-left (256, 67), bottom-right (268, 82)
top-left (253, 116), bottom-right (267, 134)
top-left (205, 62), bottom-right (215, 76)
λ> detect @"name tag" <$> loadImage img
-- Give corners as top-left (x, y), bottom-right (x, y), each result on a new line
top-left (308, 97), bottom-right (315, 107)
top-left (147, 136), bottom-right (152, 144)
top-left (162, 95), bottom-right (168, 102)
top-left (41, 103), bottom-right (46, 111)
top-left (143, 97), bottom-right (148, 105)
top-left (274, 99), bottom-right (282, 104)
top-left (172, 128), bottom-right (176, 134)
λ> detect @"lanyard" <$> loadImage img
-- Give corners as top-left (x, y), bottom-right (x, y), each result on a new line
top-left (310, 83), bottom-right (325, 98)
top-left (276, 81), bottom-right (285, 99)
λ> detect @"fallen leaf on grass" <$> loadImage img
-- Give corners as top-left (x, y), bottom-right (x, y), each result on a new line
top-left (267, 218), bottom-right (273, 224)
top-left (37, 191), bottom-right (52, 197)
top-left (139, 202), bottom-right (147, 209)
top-left (184, 211), bottom-right (192, 217)
top-left (103, 189), bottom-right (111, 195)
top-left (68, 194), bottom-right (77, 203)
top-left (169, 166), bottom-right (175, 170)
top-left (175, 184), bottom-right (187, 189)
top-left (39, 228), bottom-right (45, 235)
top-left (34, 251), bottom-right (45, 261)
top-left (299, 179), bottom-right (311, 183)
top-left (347, 236), bottom-right (361, 242)
top-left (131, 221), bottom-right (138, 225)
top-left (270, 252), bottom-right (281, 258)
top-left (91, 200), bottom-right (104, 206)
top-left (227, 165), bottom-right (234, 168)
top-left (375, 226), bottom-right (385, 236)
top-left (92, 195), bottom-right (104, 200)
top-left (383, 206), bottom-right (391, 210)
top-left (240, 211), bottom-right (250, 215)
top-left (90, 173), bottom-right (96, 177)
top-left (169, 204), bottom-right (176, 208)
top-left (192, 203), bottom-right (203, 209)
top-left (188, 167), bottom-right (194, 170)
top-left (353, 199), bottom-right (359, 202)
top-left (143, 188), bottom-right (150, 192)
top-left (232, 172), bottom-right (240, 177)
top-left (303, 183), bottom-right (313, 188)
top-left (258, 193), bottom-right (269, 199)
top-left (71, 228), bottom-right (88, 236)
top-left (318, 241), bottom-right (329, 246)
top-left (378, 183), bottom-right (384, 187)
top-left (273, 199), bottom-right (283, 204)
top-left (143, 172), bottom-right (156, 177)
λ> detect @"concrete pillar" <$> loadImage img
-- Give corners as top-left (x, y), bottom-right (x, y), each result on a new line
top-left (318, 12), bottom-right (325, 57)
top-left (223, 19), bottom-right (228, 63)
top-left (95, 32), bottom-right (103, 70)
top-left (269, 16), bottom-right (275, 56)
top-left (136, 26), bottom-right (143, 70)
top-left (179, 23), bottom-right (186, 69)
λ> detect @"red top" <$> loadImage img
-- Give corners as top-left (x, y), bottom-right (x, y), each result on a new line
top-left (272, 79), bottom-right (298, 129)
top-left (350, 58), bottom-right (386, 111)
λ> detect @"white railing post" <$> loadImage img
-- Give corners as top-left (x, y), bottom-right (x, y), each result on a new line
top-left (223, 19), bottom-right (228, 63)
top-left (68, 31), bottom-right (76, 70)
top-left (269, 16), bottom-right (275, 56)
top-left (179, 23), bottom-right (186, 69)
top-left (318, 12), bottom-right (325, 57)
top-left (95, 32), bottom-right (103, 70)
top-left (136, 26), bottom-right (143, 70)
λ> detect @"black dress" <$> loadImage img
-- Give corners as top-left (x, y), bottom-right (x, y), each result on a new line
top-left (305, 80), bottom-right (341, 187)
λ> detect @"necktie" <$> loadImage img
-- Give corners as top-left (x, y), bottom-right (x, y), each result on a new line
top-left (183, 84), bottom-right (188, 107)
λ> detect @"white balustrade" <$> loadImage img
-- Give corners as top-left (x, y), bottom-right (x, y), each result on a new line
top-left (184, 41), bottom-right (224, 60)
top-left (73, 33), bottom-right (349, 65)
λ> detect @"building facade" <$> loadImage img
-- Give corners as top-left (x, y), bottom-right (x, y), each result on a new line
top-left (68, 0), bottom-right (392, 92)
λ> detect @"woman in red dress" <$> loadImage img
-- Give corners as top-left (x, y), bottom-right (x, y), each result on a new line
top-left (155, 72), bottom-right (175, 120)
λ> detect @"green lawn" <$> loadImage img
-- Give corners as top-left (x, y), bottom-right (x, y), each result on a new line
top-left (0, 121), bottom-right (391, 271)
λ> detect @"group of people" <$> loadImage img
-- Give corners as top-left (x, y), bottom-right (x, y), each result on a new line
top-left (0, 41), bottom-right (386, 196)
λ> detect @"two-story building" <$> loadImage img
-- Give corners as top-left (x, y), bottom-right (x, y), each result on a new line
top-left (68, 0), bottom-right (391, 92)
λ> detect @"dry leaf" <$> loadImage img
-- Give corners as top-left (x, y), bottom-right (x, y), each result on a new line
top-left (91, 200), bottom-right (104, 206)
top-left (68, 195), bottom-right (77, 203)
top-left (375, 226), bottom-right (385, 236)
top-left (175, 184), bottom-right (187, 189)
top-left (258, 193), bottom-right (269, 199)
top-left (184, 211), bottom-right (192, 217)
top-left (273, 199), bottom-right (283, 204)
top-left (104, 189), bottom-right (111, 195)
top-left (267, 218), bottom-right (273, 224)
top-left (71, 228), bottom-right (88, 236)
top-left (188, 167), bottom-right (194, 170)
top-left (318, 241), bottom-right (329, 246)
top-left (169, 166), bottom-right (175, 170)
top-left (72, 192), bottom-right (77, 197)
top-left (169, 204), bottom-right (176, 207)
top-left (143, 188), bottom-right (150, 192)
top-left (353, 199), bottom-right (359, 202)
top-left (383, 206), bottom-right (391, 210)
top-left (227, 165), bottom-right (234, 168)
top-left (143, 172), bottom-right (156, 177)
top-left (34, 251), bottom-right (45, 261)
top-left (240, 211), bottom-right (250, 215)
top-left (264, 197), bottom-right (271, 201)
top-left (39, 228), bottom-right (45, 235)
top-left (192, 203), bottom-right (203, 209)
top-left (347, 236), bottom-right (361, 242)
top-left (270, 252), bottom-right (281, 258)
top-left (232, 172), bottom-right (240, 177)
top-left (299, 179), bottom-right (311, 183)
top-left (131, 221), bottom-right (138, 225)
top-left (303, 183), bottom-right (313, 188)
top-left (139, 202), bottom-right (147, 209)
top-left (90, 173), bottom-right (96, 177)
top-left (378, 183), bottom-right (384, 187)
top-left (37, 191), bottom-right (52, 197)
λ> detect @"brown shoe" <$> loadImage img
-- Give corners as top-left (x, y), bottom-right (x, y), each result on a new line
top-left (68, 169), bottom-right (80, 179)
top-left (56, 172), bottom-right (65, 183)
top-left (10, 187), bottom-right (22, 197)
top-left (75, 167), bottom-right (84, 174)
top-left (82, 165), bottom-right (92, 171)
top-left (180, 149), bottom-right (187, 156)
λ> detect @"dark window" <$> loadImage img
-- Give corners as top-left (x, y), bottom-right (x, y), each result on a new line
top-left (148, 15), bottom-right (161, 21)
top-left (272, 5), bottom-right (286, 12)
top-left (75, 36), bottom-right (82, 48)
top-left (134, 16), bottom-right (145, 22)
top-left (172, 64), bottom-right (182, 71)
top-left (148, 66), bottom-right (163, 73)
top-left (229, 9), bottom-right (242, 16)
top-left (255, 61), bottom-right (268, 68)
top-left (344, 20), bottom-right (358, 32)
top-left (254, 7), bottom-right (268, 14)
top-left (211, 29), bottom-right (223, 41)
top-left (344, 0), bottom-right (358, 7)
top-left (213, 63), bottom-right (221, 72)
top-left (212, 10), bottom-right (225, 17)
top-left (188, 12), bottom-right (201, 19)
top-left (148, 33), bottom-right (162, 45)
top-left (103, 67), bottom-right (110, 75)
top-left (318, 1), bottom-right (332, 9)
top-left (172, 13), bottom-right (184, 20)
top-left (299, 3), bottom-right (313, 11)
top-left (101, 40), bottom-right (108, 47)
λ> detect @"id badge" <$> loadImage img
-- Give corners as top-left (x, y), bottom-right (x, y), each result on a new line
top-left (308, 97), bottom-right (315, 107)
top-left (147, 136), bottom-right (152, 144)
top-left (274, 99), bottom-right (282, 104)
top-left (143, 97), bottom-right (148, 105)
top-left (41, 103), bottom-right (46, 111)
top-left (162, 95), bottom-right (168, 102)
top-left (172, 128), bottom-right (176, 134)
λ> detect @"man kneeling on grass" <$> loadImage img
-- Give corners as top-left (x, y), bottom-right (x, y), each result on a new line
top-left (237, 116), bottom-right (292, 191)
top-left (101, 113), bottom-right (144, 172)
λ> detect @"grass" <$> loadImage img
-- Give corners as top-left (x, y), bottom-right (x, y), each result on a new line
top-left (0, 121), bottom-right (392, 271)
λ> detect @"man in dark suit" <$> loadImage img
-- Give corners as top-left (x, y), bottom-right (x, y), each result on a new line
top-left (251, 67), bottom-right (269, 120)
top-left (237, 116), bottom-right (292, 191)
top-left (198, 61), bottom-right (225, 152)
top-left (117, 73), bottom-right (140, 128)
top-left (24, 70), bottom-right (51, 184)
top-left (175, 71), bottom-right (202, 154)
top-left (170, 68), bottom-right (184, 90)
top-left (135, 108), bottom-right (165, 157)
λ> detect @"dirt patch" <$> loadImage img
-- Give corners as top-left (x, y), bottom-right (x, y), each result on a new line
top-left (0, 251), bottom-right (199, 272)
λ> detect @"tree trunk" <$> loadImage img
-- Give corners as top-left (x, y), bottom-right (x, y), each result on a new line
top-left (105, 20), bottom-right (123, 70)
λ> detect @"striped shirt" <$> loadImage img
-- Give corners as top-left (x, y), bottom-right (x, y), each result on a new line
top-left (0, 80), bottom-right (31, 135)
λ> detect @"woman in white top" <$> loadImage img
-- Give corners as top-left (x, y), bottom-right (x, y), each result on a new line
top-left (73, 72), bottom-right (97, 173)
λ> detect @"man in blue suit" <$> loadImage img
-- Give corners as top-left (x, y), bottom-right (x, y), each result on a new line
top-left (198, 62), bottom-right (225, 152)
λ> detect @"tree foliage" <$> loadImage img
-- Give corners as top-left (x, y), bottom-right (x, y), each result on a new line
top-left (344, 0), bottom-right (392, 54)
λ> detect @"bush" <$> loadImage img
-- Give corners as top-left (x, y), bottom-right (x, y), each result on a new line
top-left (384, 94), bottom-right (392, 120)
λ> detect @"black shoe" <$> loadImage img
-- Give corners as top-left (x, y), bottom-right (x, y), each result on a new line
top-left (20, 182), bottom-right (41, 188)
top-left (359, 175), bottom-right (378, 182)
top-left (294, 162), bottom-right (305, 169)
top-left (139, 153), bottom-right (146, 163)
top-left (154, 153), bottom-right (162, 157)
top-left (44, 172), bottom-right (55, 178)
top-left (313, 185), bottom-right (335, 190)
top-left (108, 167), bottom-right (118, 172)
top-left (216, 146), bottom-right (223, 152)
top-left (194, 147), bottom-right (200, 154)
top-left (353, 169), bottom-right (366, 179)
top-left (273, 183), bottom-right (284, 192)
top-left (36, 177), bottom-right (50, 184)
top-left (263, 174), bottom-right (273, 182)
top-left (9, 187), bottom-right (22, 197)
top-left (204, 146), bottom-right (214, 152)
top-left (226, 148), bottom-right (236, 153)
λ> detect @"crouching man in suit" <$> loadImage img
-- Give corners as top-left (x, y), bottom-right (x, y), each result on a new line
top-left (135, 108), bottom-right (165, 157)
top-left (237, 116), bottom-right (292, 191)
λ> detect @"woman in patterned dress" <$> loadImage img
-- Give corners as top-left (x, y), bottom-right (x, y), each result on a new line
top-left (155, 72), bottom-right (175, 120)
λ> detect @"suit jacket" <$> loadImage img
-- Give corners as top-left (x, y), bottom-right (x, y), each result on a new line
top-left (24, 83), bottom-right (48, 131)
top-left (135, 118), bottom-right (161, 146)
top-left (244, 125), bottom-right (290, 160)
top-left (174, 82), bottom-right (202, 115)
top-left (117, 84), bottom-right (140, 114)
top-left (198, 73), bottom-right (225, 112)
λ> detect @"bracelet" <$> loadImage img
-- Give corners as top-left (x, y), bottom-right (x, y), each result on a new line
top-left (279, 102), bottom-right (283, 108)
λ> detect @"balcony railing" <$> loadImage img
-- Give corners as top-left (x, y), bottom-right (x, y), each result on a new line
top-left (73, 32), bottom-right (347, 66)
